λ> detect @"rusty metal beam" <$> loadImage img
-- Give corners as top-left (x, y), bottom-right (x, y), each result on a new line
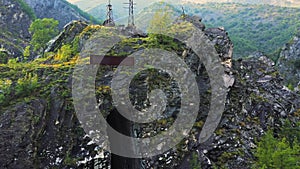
top-left (90, 55), bottom-right (134, 66)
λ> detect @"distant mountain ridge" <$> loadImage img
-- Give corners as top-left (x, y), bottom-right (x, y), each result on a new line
top-left (67, 0), bottom-right (300, 26)
top-left (67, 0), bottom-right (300, 11)
top-left (182, 0), bottom-right (300, 7)
top-left (23, 0), bottom-right (99, 29)
top-left (71, 0), bottom-right (163, 22)
top-left (180, 2), bottom-right (300, 57)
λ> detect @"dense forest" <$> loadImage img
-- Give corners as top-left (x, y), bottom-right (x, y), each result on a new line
top-left (181, 3), bottom-right (300, 58)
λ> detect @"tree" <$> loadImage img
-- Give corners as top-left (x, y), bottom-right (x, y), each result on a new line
top-left (279, 120), bottom-right (300, 148)
top-left (29, 18), bottom-right (59, 55)
top-left (254, 130), bottom-right (300, 169)
top-left (147, 7), bottom-right (172, 37)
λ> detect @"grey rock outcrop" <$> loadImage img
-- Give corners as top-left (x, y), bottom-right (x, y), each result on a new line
top-left (277, 33), bottom-right (300, 89)
top-left (205, 27), bottom-right (234, 69)
top-left (249, 51), bottom-right (275, 67)
top-left (0, 0), bottom-right (33, 58)
top-left (46, 20), bottom-right (88, 53)
top-left (0, 99), bottom-right (46, 168)
top-left (175, 15), bottom-right (206, 31)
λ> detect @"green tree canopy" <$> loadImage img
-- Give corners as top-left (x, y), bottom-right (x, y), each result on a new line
top-left (29, 18), bottom-right (59, 54)
top-left (254, 130), bottom-right (300, 169)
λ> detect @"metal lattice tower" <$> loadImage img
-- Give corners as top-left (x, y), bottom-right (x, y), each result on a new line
top-left (104, 0), bottom-right (115, 26)
top-left (124, 0), bottom-right (135, 27)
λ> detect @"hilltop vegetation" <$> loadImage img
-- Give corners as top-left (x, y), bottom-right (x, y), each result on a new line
top-left (182, 0), bottom-right (300, 8)
top-left (182, 3), bottom-right (300, 58)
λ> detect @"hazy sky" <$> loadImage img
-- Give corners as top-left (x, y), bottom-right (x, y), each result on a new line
top-left (67, 0), bottom-right (300, 9)
top-left (67, 0), bottom-right (183, 11)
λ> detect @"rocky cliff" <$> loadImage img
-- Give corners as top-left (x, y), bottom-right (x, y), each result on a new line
top-left (0, 0), bottom-right (99, 60)
top-left (23, 0), bottom-right (89, 29)
top-left (0, 0), bottom-right (33, 59)
top-left (277, 31), bottom-right (300, 91)
top-left (0, 17), bottom-right (299, 169)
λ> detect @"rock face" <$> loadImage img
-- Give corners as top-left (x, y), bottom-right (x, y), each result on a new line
top-left (0, 99), bottom-right (46, 168)
top-left (45, 20), bottom-right (88, 53)
top-left (175, 15), bottom-right (206, 31)
top-left (0, 0), bottom-right (33, 58)
top-left (277, 33), bottom-right (300, 89)
top-left (205, 27), bottom-right (233, 68)
top-left (189, 56), bottom-right (300, 169)
top-left (23, 0), bottom-right (88, 29)
top-left (0, 0), bottom-right (93, 58)
top-left (0, 84), bottom-right (108, 168)
top-left (0, 15), bottom-right (300, 169)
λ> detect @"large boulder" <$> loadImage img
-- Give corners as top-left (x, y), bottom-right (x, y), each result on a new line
top-left (45, 20), bottom-right (88, 53)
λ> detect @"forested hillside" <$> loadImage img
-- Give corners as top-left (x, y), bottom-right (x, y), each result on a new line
top-left (182, 3), bottom-right (300, 57)
top-left (182, 0), bottom-right (300, 7)
top-left (23, 0), bottom-right (100, 29)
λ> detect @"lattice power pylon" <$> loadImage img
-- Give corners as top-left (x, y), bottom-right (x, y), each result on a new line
top-left (103, 0), bottom-right (115, 26)
top-left (124, 0), bottom-right (135, 27)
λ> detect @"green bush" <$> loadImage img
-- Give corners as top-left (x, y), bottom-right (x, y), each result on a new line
top-left (279, 120), bottom-right (300, 148)
top-left (7, 58), bottom-right (18, 69)
top-left (55, 44), bottom-right (72, 61)
top-left (0, 51), bottom-right (8, 64)
top-left (0, 79), bottom-right (12, 104)
top-left (287, 83), bottom-right (294, 91)
top-left (16, 72), bottom-right (39, 96)
top-left (190, 152), bottom-right (201, 169)
top-left (254, 130), bottom-right (300, 169)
